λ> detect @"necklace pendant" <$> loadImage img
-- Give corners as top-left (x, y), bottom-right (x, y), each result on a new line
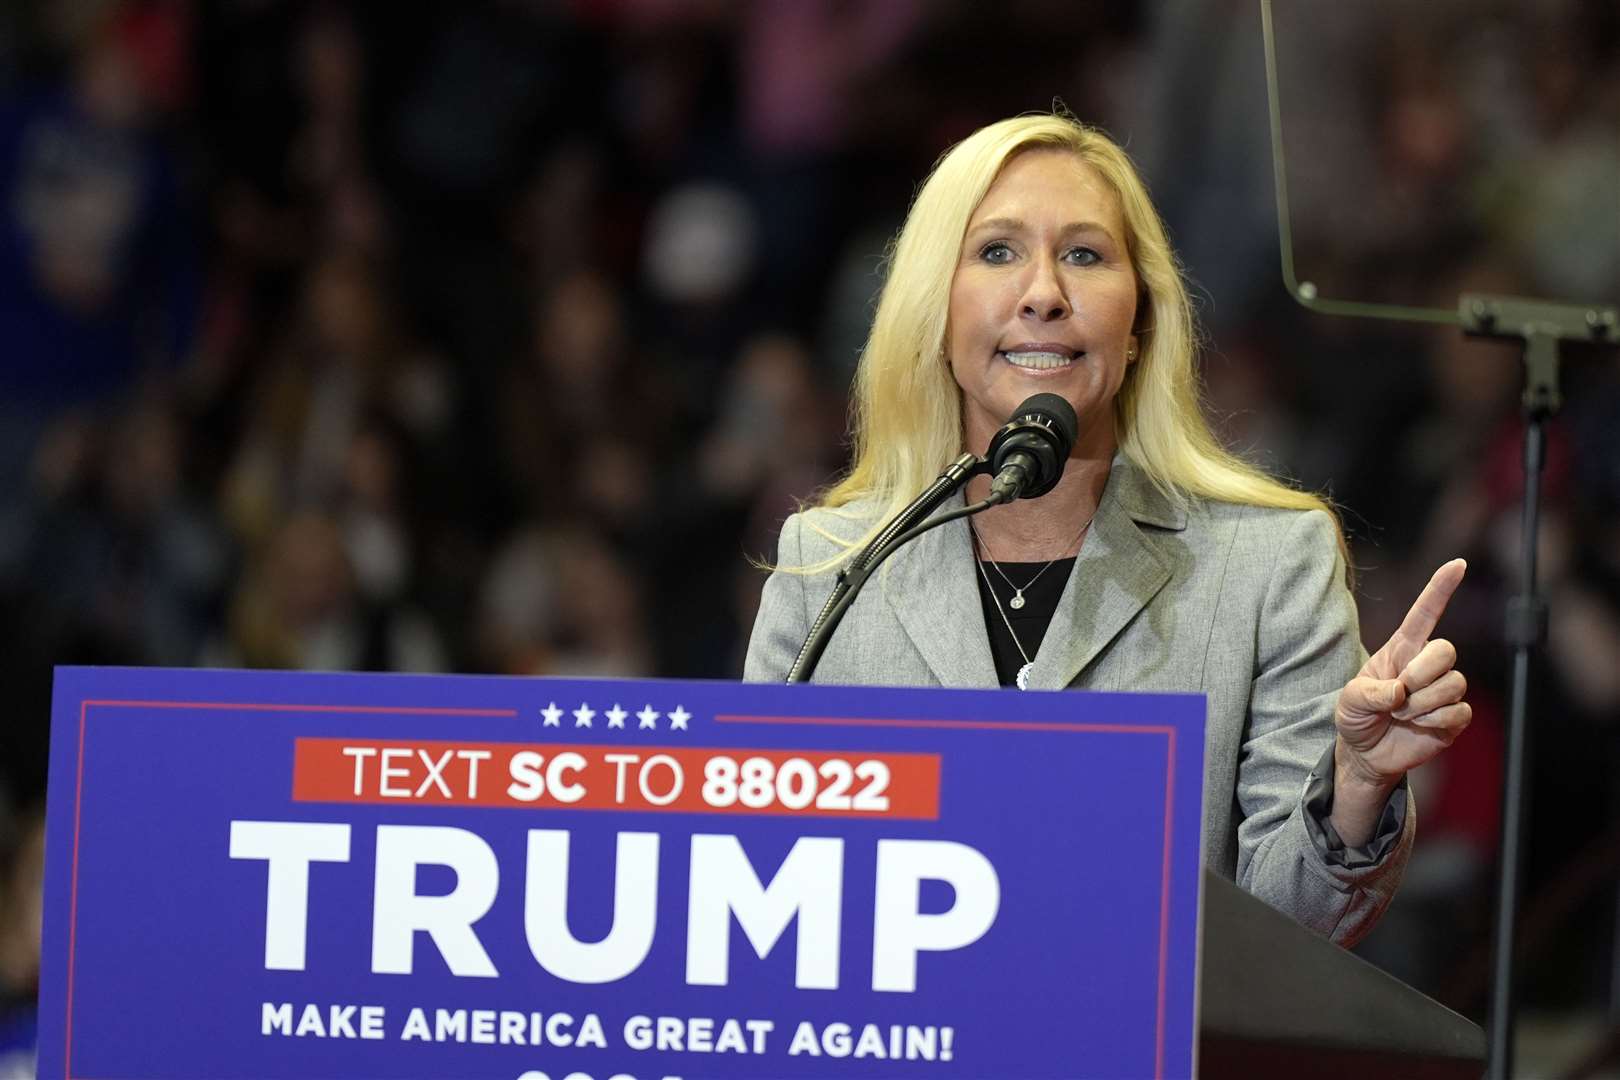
top-left (1016, 662), bottom-right (1035, 690)
top-left (1010, 590), bottom-right (1026, 610)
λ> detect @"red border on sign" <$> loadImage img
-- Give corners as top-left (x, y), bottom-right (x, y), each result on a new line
top-left (715, 713), bottom-right (1181, 1080)
top-left (64, 699), bottom-right (518, 1080)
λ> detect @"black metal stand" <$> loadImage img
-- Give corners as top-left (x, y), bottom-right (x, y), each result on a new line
top-left (1260, 10), bottom-right (1620, 1070)
top-left (1458, 293), bottom-right (1617, 1080)
top-left (786, 453), bottom-right (991, 684)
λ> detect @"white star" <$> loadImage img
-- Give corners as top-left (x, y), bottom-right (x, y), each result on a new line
top-left (668, 705), bottom-right (691, 731)
top-left (637, 705), bottom-right (660, 730)
top-left (541, 702), bottom-right (563, 727)
top-left (573, 703), bottom-right (596, 728)
top-left (605, 704), bottom-right (627, 729)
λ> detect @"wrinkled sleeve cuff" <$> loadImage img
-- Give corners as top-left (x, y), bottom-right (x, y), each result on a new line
top-left (1301, 741), bottom-right (1408, 870)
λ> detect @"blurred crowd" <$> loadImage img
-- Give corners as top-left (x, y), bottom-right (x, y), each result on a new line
top-left (0, 0), bottom-right (1617, 1072)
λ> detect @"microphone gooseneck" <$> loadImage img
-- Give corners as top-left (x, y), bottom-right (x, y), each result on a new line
top-left (785, 394), bottom-right (1080, 683)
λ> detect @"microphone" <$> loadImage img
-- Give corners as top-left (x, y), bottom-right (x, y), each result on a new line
top-left (785, 393), bottom-right (1077, 683)
top-left (985, 393), bottom-right (1078, 503)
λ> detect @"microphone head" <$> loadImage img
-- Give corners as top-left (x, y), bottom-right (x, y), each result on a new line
top-left (1013, 393), bottom-right (1079, 453)
top-left (986, 393), bottom-right (1079, 500)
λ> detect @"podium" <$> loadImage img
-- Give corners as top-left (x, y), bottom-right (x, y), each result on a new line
top-left (1200, 869), bottom-right (1485, 1078)
top-left (36, 667), bottom-right (1484, 1079)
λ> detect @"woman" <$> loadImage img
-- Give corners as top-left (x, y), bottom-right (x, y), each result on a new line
top-left (744, 114), bottom-right (1471, 947)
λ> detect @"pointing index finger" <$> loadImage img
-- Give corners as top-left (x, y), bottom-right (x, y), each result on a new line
top-left (1396, 558), bottom-right (1467, 644)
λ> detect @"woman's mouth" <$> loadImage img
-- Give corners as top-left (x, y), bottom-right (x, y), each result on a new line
top-left (998, 349), bottom-right (1080, 371)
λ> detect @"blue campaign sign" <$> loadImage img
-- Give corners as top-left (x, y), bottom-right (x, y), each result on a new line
top-left (39, 667), bottom-right (1206, 1080)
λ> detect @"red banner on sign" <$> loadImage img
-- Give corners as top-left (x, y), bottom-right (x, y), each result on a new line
top-left (291, 738), bottom-right (940, 820)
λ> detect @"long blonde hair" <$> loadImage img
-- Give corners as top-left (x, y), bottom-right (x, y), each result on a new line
top-left (806, 113), bottom-right (1346, 570)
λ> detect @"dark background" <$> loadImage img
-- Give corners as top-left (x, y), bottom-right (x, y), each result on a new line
top-left (0, 0), bottom-right (1617, 1073)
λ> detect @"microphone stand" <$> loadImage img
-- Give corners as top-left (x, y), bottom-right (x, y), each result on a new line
top-left (1459, 294), bottom-right (1617, 1080)
top-left (786, 453), bottom-right (1000, 684)
top-left (1259, 10), bottom-right (1620, 1070)
top-left (785, 392), bottom-right (1076, 684)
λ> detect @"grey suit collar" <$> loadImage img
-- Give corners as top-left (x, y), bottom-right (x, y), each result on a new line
top-left (878, 492), bottom-right (997, 688)
top-left (879, 453), bottom-right (1185, 689)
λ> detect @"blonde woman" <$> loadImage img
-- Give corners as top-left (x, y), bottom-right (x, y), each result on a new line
top-left (744, 115), bottom-right (1471, 947)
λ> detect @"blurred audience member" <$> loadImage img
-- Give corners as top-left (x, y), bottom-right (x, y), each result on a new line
top-left (0, 805), bottom-right (43, 1080)
top-left (474, 523), bottom-right (652, 678)
top-left (698, 332), bottom-right (841, 532)
top-left (496, 270), bottom-right (670, 530)
top-left (207, 510), bottom-right (443, 673)
top-left (3, 393), bottom-right (229, 667)
top-left (0, 16), bottom-right (197, 498)
top-left (221, 249), bottom-right (452, 548)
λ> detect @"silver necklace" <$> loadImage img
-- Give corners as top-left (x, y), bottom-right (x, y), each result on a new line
top-left (969, 514), bottom-right (1095, 610)
top-left (969, 514), bottom-right (1095, 691)
top-left (973, 553), bottom-right (1039, 690)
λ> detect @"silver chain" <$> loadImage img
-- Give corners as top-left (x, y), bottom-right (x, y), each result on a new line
top-left (973, 553), bottom-right (1034, 667)
top-left (970, 512), bottom-right (1096, 690)
top-left (969, 513), bottom-right (1095, 610)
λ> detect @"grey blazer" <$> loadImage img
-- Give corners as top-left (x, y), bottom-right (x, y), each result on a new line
top-left (744, 454), bottom-right (1414, 947)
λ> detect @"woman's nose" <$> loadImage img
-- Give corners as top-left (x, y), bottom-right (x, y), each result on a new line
top-left (1019, 257), bottom-right (1070, 321)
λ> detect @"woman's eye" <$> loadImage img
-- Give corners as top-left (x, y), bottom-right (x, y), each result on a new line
top-left (1064, 247), bottom-right (1101, 267)
top-left (979, 241), bottom-right (1014, 264)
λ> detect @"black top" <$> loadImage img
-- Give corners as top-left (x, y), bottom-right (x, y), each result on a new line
top-left (972, 557), bottom-right (1076, 686)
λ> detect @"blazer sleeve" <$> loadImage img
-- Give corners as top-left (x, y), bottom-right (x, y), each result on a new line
top-left (1236, 509), bottom-right (1416, 947)
top-left (743, 513), bottom-right (811, 683)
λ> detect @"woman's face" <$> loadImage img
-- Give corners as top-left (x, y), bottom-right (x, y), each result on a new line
top-left (946, 150), bottom-right (1139, 455)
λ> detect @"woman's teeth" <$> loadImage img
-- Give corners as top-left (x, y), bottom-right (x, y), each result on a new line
top-left (1000, 350), bottom-right (1074, 370)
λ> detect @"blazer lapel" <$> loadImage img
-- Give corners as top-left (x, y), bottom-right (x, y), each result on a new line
top-left (881, 493), bottom-right (1000, 688)
top-left (1026, 455), bottom-right (1184, 690)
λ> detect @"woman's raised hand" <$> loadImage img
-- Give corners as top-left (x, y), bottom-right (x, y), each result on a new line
top-left (1334, 559), bottom-right (1471, 787)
